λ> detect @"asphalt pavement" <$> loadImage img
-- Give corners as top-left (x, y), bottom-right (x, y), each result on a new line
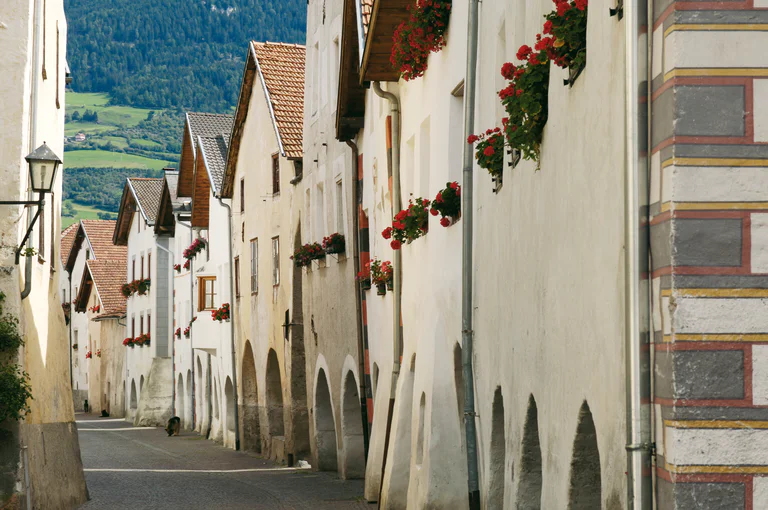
top-left (75, 413), bottom-right (371, 509)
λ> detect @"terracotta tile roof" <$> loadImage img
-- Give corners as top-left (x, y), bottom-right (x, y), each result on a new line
top-left (80, 220), bottom-right (124, 261)
top-left (253, 42), bottom-right (305, 160)
top-left (127, 178), bottom-right (164, 225)
top-left (199, 135), bottom-right (229, 195)
top-left (186, 113), bottom-right (234, 155)
top-left (86, 258), bottom-right (127, 317)
top-left (360, 0), bottom-right (373, 38)
top-left (60, 224), bottom-right (78, 266)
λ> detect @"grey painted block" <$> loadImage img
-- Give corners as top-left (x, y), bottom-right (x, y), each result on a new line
top-left (655, 350), bottom-right (744, 399)
top-left (672, 219), bottom-right (742, 267)
top-left (657, 478), bottom-right (745, 510)
top-left (675, 86), bottom-right (745, 137)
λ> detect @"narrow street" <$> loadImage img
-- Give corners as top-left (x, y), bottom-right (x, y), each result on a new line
top-left (75, 415), bottom-right (370, 509)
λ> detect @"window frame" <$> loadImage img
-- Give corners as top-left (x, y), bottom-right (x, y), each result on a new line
top-left (198, 276), bottom-right (217, 311)
top-left (250, 238), bottom-right (258, 295)
top-left (240, 178), bottom-right (245, 213)
top-left (234, 257), bottom-right (241, 298)
top-left (272, 154), bottom-right (280, 195)
top-left (147, 250), bottom-right (151, 280)
top-left (271, 237), bottom-right (280, 287)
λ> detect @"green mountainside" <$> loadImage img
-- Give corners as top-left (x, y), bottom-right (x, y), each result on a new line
top-left (61, 0), bottom-right (306, 227)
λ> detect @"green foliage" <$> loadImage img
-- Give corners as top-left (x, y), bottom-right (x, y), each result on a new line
top-left (64, 0), bottom-right (307, 112)
top-left (0, 364), bottom-right (33, 423)
top-left (0, 293), bottom-right (22, 353)
top-left (63, 167), bottom-right (162, 213)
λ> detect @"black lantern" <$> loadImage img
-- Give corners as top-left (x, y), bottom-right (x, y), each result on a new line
top-left (24, 142), bottom-right (61, 194)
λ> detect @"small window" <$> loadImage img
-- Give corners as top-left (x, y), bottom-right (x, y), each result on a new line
top-left (38, 201), bottom-right (45, 263)
top-left (147, 313), bottom-right (151, 336)
top-left (50, 193), bottom-right (55, 265)
top-left (294, 160), bottom-right (303, 179)
top-left (272, 237), bottom-right (279, 286)
top-left (86, 249), bottom-right (90, 260)
top-left (250, 238), bottom-right (258, 294)
top-left (141, 255), bottom-right (145, 280)
top-left (198, 277), bottom-right (216, 311)
top-left (234, 257), bottom-right (241, 298)
top-left (131, 316), bottom-right (135, 337)
top-left (336, 179), bottom-right (344, 234)
top-left (272, 154), bottom-right (280, 195)
top-left (140, 313), bottom-right (144, 335)
top-left (240, 178), bottom-right (245, 213)
top-left (131, 257), bottom-right (136, 281)
top-left (148, 251), bottom-right (151, 280)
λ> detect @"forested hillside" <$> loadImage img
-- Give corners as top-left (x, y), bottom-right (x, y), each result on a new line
top-left (64, 0), bottom-right (306, 112)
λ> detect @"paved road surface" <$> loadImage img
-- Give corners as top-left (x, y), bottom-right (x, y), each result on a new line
top-left (75, 414), bottom-right (371, 509)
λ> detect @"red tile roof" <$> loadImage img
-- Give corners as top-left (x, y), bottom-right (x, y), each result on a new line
top-left (361, 0), bottom-right (373, 38)
top-left (80, 220), bottom-right (125, 261)
top-left (60, 223), bottom-right (78, 266)
top-left (253, 42), bottom-right (306, 160)
top-left (86, 258), bottom-right (127, 317)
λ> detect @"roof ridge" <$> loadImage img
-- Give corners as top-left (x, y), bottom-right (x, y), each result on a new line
top-left (253, 40), bottom-right (307, 49)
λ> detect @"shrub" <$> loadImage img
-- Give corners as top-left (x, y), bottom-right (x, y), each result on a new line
top-left (0, 364), bottom-right (32, 422)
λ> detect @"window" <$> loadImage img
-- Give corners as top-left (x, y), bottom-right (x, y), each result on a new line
top-left (336, 180), bottom-right (344, 234)
top-left (140, 313), bottom-right (144, 335)
top-left (198, 277), bottom-right (216, 311)
top-left (141, 254), bottom-right (145, 279)
top-left (294, 160), bottom-right (303, 179)
top-left (250, 238), bottom-right (258, 294)
top-left (234, 257), bottom-right (241, 298)
top-left (86, 249), bottom-right (90, 260)
top-left (148, 251), bottom-right (151, 280)
top-left (272, 154), bottom-right (280, 195)
top-left (131, 316), bottom-right (135, 337)
top-left (241, 222), bottom-right (245, 243)
top-left (42, 0), bottom-right (47, 79)
top-left (61, 289), bottom-right (66, 303)
top-left (74, 329), bottom-right (78, 348)
top-left (131, 257), bottom-right (136, 281)
top-left (240, 178), bottom-right (245, 213)
top-left (272, 237), bottom-right (280, 286)
top-left (147, 313), bottom-right (151, 336)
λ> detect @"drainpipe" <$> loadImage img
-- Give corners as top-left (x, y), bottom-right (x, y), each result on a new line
top-left (346, 138), bottom-right (370, 459)
top-left (217, 197), bottom-right (240, 451)
top-left (624, 0), bottom-right (653, 504)
top-left (371, 81), bottom-right (400, 505)
top-left (461, 0), bottom-right (481, 507)
top-left (68, 270), bottom-right (73, 387)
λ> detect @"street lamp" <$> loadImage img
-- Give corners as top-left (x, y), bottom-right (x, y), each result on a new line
top-left (0, 142), bottom-right (62, 264)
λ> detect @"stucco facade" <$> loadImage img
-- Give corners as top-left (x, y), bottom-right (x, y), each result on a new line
top-left (0, 0), bottom-right (89, 507)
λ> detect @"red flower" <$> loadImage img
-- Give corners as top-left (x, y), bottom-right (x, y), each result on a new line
top-left (502, 117), bottom-right (509, 125)
top-left (430, 208), bottom-right (439, 216)
top-left (516, 89), bottom-right (523, 97)
top-left (467, 134), bottom-right (479, 144)
top-left (440, 217), bottom-right (451, 227)
top-left (501, 62), bottom-right (516, 80)
top-left (435, 193), bottom-right (444, 203)
top-left (574, 0), bottom-right (587, 10)
top-left (393, 221), bottom-right (406, 230)
top-left (516, 45), bottom-right (532, 61)
top-left (483, 146), bottom-right (495, 157)
top-left (543, 20), bottom-right (553, 34)
top-left (382, 227), bottom-right (393, 239)
top-left (390, 240), bottom-right (402, 250)
top-left (529, 54), bottom-right (541, 65)
top-left (449, 181), bottom-right (459, 190)
top-left (556, 1), bottom-right (571, 15)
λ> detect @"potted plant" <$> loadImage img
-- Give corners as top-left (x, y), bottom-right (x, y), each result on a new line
top-left (72, 343), bottom-right (79, 351)
top-left (322, 233), bottom-right (346, 255)
top-left (212, 303), bottom-right (231, 322)
top-left (183, 238), bottom-right (207, 260)
top-left (183, 326), bottom-right (191, 338)
top-left (431, 182), bottom-right (461, 227)
top-left (137, 278), bottom-right (151, 296)
top-left (356, 266), bottom-right (372, 291)
top-left (291, 242), bottom-right (326, 268)
top-left (123, 337), bottom-right (134, 348)
top-left (174, 264), bottom-right (181, 273)
top-left (370, 259), bottom-right (393, 296)
top-left (175, 328), bottom-right (181, 339)
top-left (390, 0), bottom-right (453, 80)
top-left (382, 198), bottom-right (430, 250)
top-left (85, 351), bottom-right (92, 359)
top-left (88, 304), bottom-right (101, 313)
top-left (96, 349), bottom-right (102, 358)
top-left (183, 259), bottom-right (191, 271)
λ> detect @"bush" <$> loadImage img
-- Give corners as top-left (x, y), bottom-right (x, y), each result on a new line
top-left (0, 316), bottom-right (23, 353)
top-left (0, 364), bottom-right (32, 422)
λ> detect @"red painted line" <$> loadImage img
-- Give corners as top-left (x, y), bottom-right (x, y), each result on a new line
top-left (656, 466), bottom-right (751, 484)
top-left (385, 117), bottom-right (392, 151)
top-left (747, 475), bottom-right (754, 510)
top-left (746, 344), bottom-right (753, 405)
top-left (358, 153), bottom-right (364, 181)
top-left (655, 397), bottom-right (753, 407)
top-left (746, 79), bottom-right (755, 142)
top-left (366, 398), bottom-right (374, 422)
top-left (364, 349), bottom-right (370, 375)
top-left (653, 2), bottom-right (676, 31)
top-left (655, 342), bottom-right (746, 351)
top-left (359, 205), bottom-right (369, 228)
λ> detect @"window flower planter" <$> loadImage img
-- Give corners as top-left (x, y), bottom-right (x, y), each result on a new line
top-left (134, 333), bottom-right (150, 347)
top-left (174, 264), bottom-right (182, 274)
top-left (391, 0), bottom-right (453, 81)
top-left (121, 278), bottom-right (151, 298)
top-left (376, 283), bottom-right (387, 296)
top-left (88, 304), bottom-right (101, 313)
top-left (123, 337), bottom-right (134, 348)
top-left (431, 182), bottom-right (461, 227)
top-left (356, 268), bottom-right (372, 291)
top-left (72, 343), bottom-right (79, 350)
top-left (96, 349), bottom-right (102, 358)
top-left (382, 198), bottom-right (430, 250)
top-left (183, 327), bottom-right (190, 339)
top-left (212, 303), bottom-right (230, 322)
top-left (370, 259), bottom-right (393, 296)
top-left (183, 238), bottom-right (207, 260)
top-left (291, 242), bottom-right (325, 268)
top-left (183, 259), bottom-right (191, 271)
top-left (323, 233), bottom-right (345, 255)
top-left (175, 328), bottom-right (181, 339)
top-left (85, 351), bottom-right (93, 359)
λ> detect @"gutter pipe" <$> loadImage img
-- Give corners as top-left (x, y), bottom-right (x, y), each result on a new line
top-left (461, 0), bottom-right (481, 507)
top-left (217, 197), bottom-right (240, 451)
top-left (371, 81), bottom-right (401, 505)
top-left (346, 138), bottom-right (370, 459)
top-left (624, 0), bottom-right (653, 505)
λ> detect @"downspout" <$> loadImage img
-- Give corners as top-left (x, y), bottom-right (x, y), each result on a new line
top-left (68, 270), bottom-right (73, 387)
top-left (461, 0), bottom-right (481, 507)
top-left (217, 197), bottom-right (240, 450)
top-left (371, 81), bottom-right (400, 505)
top-left (346, 138), bottom-right (370, 459)
top-left (624, 0), bottom-right (653, 504)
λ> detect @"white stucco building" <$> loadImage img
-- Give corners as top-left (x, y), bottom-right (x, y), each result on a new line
top-left (59, 223), bottom-right (87, 409)
top-left (114, 177), bottom-right (174, 426)
top-left (169, 112), bottom-right (237, 447)
top-left (0, 0), bottom-right (88, 505)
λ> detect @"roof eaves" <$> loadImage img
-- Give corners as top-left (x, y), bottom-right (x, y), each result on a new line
top-left (254, 44), bottom-right (287, 159)
top-left (127, 178), bottom-right (152, 226)
top-left (198, 135), bottom-right (221, 197)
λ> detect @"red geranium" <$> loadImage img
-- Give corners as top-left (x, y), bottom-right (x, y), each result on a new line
top-left (383, 198), bottom-right (430, 250)
top-left (431, 182), bottom-right (461, 226)
top-left (390, 0), bottom-right (453, 80)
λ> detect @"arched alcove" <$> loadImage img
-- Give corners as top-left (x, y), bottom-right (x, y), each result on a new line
top-left (177, 375), bottom-right (185, 427)
top-left (213, 377), bottom-right (220, 419)
top-left (186, 369), bottom-right (193, 429)
top-left (266, 349), bottom-right (285, 437)
top-left (225, 376), bottom-right (235, 433)
top-left (517, 395), bottom-right (542, 510)
top-left (567, 401), bottom-right (601, 509)
top-left (130, 380), bottom-right (137, 409)
top-left (290, 224), bottom-right (311, 457)
top-left (382, 354), bottom-right (416, 508)
top-left (453, 343), bottom-right (465, 444)
top-left (140, 375), bottom-right (145, 393)
top-left (341, 370), bottom-right (365, 479)
top-left (315, 368), bottom-right (338, 471)
top-left (488, 387), bottom-right (506, 508)
top-left (196, 357), bottom-right (204, 424)
top-left (415, 392), bottom-right (426, 465)
top-left (241, 341), bottom-right (261, 452)
top-left (372, 363), bottom-right (379, 401)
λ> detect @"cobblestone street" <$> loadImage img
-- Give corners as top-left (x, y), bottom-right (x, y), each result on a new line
top-left (75, 414), bottom-right (370, 509)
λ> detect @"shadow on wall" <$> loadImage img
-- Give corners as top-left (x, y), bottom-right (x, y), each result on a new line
top-left (341, 370), bottom-right (365, 479)
top-left (240, 341), bottom-right (261, 453)
top-left (567, 401), bottom-right (601, 509)
top-left (516, 395), bottom-right (542, 510)
top-left (315, 368), bottom-right (338, 471)
top-left (488, 387), bottom-right (506, 508)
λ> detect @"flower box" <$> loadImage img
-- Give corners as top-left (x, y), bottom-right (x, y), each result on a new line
top-left (291, 242), bottom-right (326, 268)
top-left (212, 303), bottom-right (230, 322)
top-left (121, 278), bottom-right (151, 298)
top-left (322, 233), bottom-right (345, 255)
top-left (431, 182), bottom-right (461, 227)
top-left (382, 198), bottom-right (430, 250)
top-left (85, 351), bottom-right (92, 359)
top-left (391, 0), bottom-right (453, 81)
top-left (183, 238), bottom-right (207, 261)
top-left (376, 283), bottom-right (387, 296)
top-left (174, 264), bottom-right (182, 274)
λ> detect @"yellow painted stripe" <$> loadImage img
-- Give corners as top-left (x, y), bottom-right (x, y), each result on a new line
top-left (661, 157), bottom-right (768, 168)
top-left (661, 202), bottom-right (768, 212)
top-left (662, 289), bottom-right (768, 298)
top-left (666, 463), bottom-right (768, 475)
top-left (665, 420), bottom-right (768, 429)
top-left (664, 24), bottom-right (768, 38)
top-left (662, 333), bottom-right (768, 343)
top-left (664, 68), bottom-right (768, 81)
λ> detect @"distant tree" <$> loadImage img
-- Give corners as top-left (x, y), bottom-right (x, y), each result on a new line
top-left (71, 110), bottom-right (81, 121)
top-left (146, 110), bottom-right (155, 121)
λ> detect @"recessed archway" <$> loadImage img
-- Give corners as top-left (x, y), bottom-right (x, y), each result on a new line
top-left (290, 224), bottom-right (311, 458)
top-left (186, 369), bottom-right (193, 429)
top-left (266, 349), bottom-right (285, 438)
top-left (381, 353), bottom-right (416, 508)
top-left (567, 401), bottom-right (601, 509)
top-left (130, 380), bottom-right (137, 410)
top-left (140, 375), bottom-right (144, 393)
top-left (196, 357), bottom-right (204, 428)
top-left (341, 370), bottom-right (365, 479)
top-left (225, 376), bottom-right (235, 433)
top-left (241, 341), bottom-right (261, 452)
top-left (488, 387), bottom-right (506, 508)
top-left (176, 375), bottom-right (185, 428)
top-left (453, 343), bottom-right (465, 445)
top-left (315, 368), bottom-right (338, 471)
top-left (214, 376), bottom-right (220, 420)
top-left (517, 395), bottom-right (542, 510)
